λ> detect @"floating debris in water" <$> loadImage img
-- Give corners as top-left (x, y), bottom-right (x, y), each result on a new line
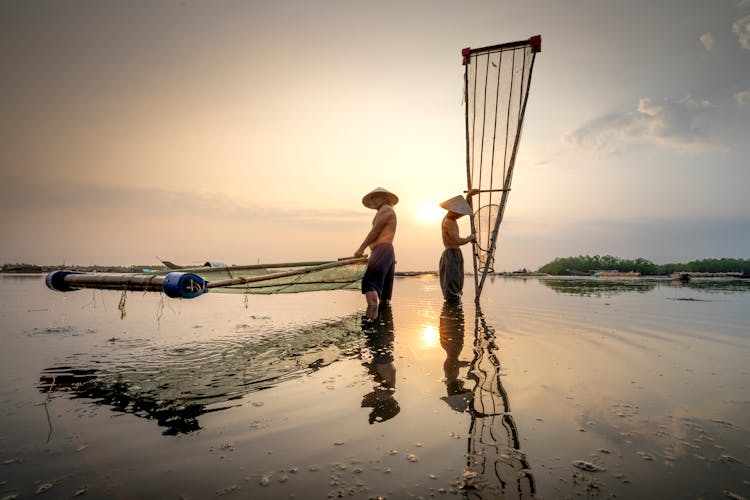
top-left (259, 473), bottom-right (272, 486)
top-left (722, 491), bottom-right (747, 500)
top-left (216, 484), bottom-right (240, 495)
top-left (636, 451), bottom-right (654, 461)
top-left (406, 453), bottom-right (418, 462)
top-left (36, 483), bottom-right (54, 494)
top-left (572, 460), bottom-right (605, 472)
top-left (73, 486), bottom-right (88, 497)
top-left (719, 454), bottom-right (744, 465)
top-left (333, 441), bottom-right (345, 446)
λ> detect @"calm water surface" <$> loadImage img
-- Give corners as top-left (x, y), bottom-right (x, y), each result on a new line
top-left (1, 274), bottom-right (749, 499)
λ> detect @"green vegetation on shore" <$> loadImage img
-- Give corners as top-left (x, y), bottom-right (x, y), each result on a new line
top-left (1, 263), bottom-right (166, 274)
top-left (537, 255), bottom-right (750, 276)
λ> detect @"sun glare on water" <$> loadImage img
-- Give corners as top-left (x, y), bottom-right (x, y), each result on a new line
top-left (421, 325), bottom-right (439, 348)
top-left (416, 202), bottom-right (443, 224)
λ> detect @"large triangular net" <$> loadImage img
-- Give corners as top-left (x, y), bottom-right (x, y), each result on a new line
top-left (464, 36), bottom-right (540, 295)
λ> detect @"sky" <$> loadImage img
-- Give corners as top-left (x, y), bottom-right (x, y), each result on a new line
top-left (1, 0), bottom-right (749, 271)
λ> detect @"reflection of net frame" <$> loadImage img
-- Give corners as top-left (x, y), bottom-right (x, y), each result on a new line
top-left (464, 306), bottom-right (535, 497)
top-left (463, 37), bottom-right (540, 298)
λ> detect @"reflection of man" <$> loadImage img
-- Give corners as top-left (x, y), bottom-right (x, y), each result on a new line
top-left (355, 187), bottom-right (398, 319)
top-left (439, 301), bottom-right (472, 413)
top-left (439, 189), bottom-right (479, 302)
top-left (361, 304), bottom-right (399, 424)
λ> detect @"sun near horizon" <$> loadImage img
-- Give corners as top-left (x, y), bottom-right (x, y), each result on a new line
top-left (415, 202), bottom-right (444, 224)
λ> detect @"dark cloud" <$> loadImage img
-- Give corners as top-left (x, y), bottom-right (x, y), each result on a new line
top-left (565, 97), bottom-right (727, 155)
top-left (733, 14), bottom-right (750, 49)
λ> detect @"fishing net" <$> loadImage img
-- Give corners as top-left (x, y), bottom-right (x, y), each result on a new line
top-left (473, 204), bottom-right (499, 273)
top-left (211, 260), bottom-right (368, 295)
top-left (464, 37), bottom-right (540, 289)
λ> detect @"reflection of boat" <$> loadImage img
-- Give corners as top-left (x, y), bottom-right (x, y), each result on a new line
top-left (46, 258), bottom-right (368, 299)
top-left (594, 270), bottom-right (641, 278)
top-left (671, 272), bottom-right (691, 283)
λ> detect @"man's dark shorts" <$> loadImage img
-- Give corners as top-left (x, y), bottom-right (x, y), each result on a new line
top-left (361, 243), bottom-right (395, 301)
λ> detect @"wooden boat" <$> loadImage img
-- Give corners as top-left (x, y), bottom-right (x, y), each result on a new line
top-left (46, 257), bottom-right (368, 299)
top-left (671, 272), bottom-right (691, 283)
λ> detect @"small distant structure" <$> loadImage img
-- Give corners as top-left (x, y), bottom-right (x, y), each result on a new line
top-left (671, 272), bottom-right (691, 283)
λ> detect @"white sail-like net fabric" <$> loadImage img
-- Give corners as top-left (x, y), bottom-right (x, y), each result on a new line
top-left (464, 36), bottom-right (540, 288)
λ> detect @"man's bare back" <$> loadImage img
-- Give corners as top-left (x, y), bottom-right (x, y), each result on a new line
top-left (441, 216), bottom-right (464, 249)
top-left (355, 202), bottom-right (397, 257)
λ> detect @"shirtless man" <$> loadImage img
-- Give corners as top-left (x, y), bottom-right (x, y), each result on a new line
top-left (439, 189), bottom-right (479, 302)
top-left (355, 187), bottom-right (398, 319)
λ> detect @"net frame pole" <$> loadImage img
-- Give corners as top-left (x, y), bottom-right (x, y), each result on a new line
top-left (463, 48), bottom-right (480, 298)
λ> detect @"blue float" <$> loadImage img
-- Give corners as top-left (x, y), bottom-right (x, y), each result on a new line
top-left (45, 270), bottom-right (82, 292)
top-left (162, 272), bottom-right (208, 299)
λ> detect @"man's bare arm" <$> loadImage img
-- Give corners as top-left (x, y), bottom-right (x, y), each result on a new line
top-left (444, 219), bottom-right (475, 247)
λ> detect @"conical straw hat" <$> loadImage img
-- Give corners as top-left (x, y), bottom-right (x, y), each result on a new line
top-left (439, 195), bottom-right (472, 216)
top-left (362, 187), bottom-right (399, 209)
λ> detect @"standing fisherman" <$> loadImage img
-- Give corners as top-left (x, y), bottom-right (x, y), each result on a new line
top-left (355, 187), bottom-right (398, 319)
top-left (439, 189), bottom-right (479, 302)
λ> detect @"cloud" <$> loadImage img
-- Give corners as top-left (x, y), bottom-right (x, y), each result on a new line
top-left (736, 89), bottom-right (750, 108)
top-left (733, 14), bottom-right (750, 49)
top-left (699, 33), bottom-right (714, 51)
top-left (0, 179), bottom-right (364, 227)
top-left (565, 96), bottom-right (725, 155)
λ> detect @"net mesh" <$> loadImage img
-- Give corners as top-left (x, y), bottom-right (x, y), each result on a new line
top-left (211, 260), bottom-right (368, 295)
top-left (473, 204), bottom-right (499, 273)
top-left (465, 39), bottom-right (538, 281)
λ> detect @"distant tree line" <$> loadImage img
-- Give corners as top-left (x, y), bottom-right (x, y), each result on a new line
top-left (1, 263), bottom-right (164, 273)
top-left (537, 255), bottom-right (750, 276)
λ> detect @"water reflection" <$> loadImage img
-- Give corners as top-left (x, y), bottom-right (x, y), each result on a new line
top-left (541, 277), bottom-right (750, 296)
top-left (439, 302), bottom-right (471, 412)
top-left (38, 315), bottom-right (365, 435)
top-left (541, 278), bottom-right (656, 297)
top-left (458, 305), bottom-right (535, 498)
top-left (360, 305), bottom-right (399, 424)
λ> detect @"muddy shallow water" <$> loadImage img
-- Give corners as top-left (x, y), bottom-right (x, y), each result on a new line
top-left (1, 274), bottom-right (748, 499)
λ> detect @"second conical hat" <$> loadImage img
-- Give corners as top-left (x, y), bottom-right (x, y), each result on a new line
top-left (439, 195), bottom-right (472, 216)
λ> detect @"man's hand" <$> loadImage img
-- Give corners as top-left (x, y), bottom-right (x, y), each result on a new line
top-left (354, 249), bottom-right (364, 258)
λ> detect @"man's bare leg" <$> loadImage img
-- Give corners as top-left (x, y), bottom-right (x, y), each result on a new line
top-left (365, 291), bottom-right (379, 320)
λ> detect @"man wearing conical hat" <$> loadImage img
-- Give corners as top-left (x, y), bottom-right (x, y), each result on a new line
top-left (355, 187), bottom-right (398, 319)
top-left (439, 189), bottom-right (479, 302)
